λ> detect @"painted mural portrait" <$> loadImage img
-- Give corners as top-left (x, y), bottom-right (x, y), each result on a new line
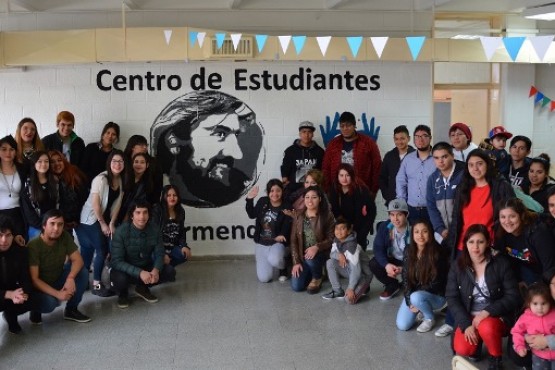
top-left (151, 91), bottom-right (264, 208)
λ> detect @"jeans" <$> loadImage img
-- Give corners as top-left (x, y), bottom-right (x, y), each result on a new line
top-left (75, 222), bottom-right (109, 281)
top-left (368, 257), bottom-right (402, 291)
top-left (167, 247), bottom-right (188, 267)
top-left (33, 264), bottom-right (88, 313)
top-left (255, 243), bottom-right (285, 283)
top-left (110, 264), bottom-right (176, 297)
top-left (396, 290), bottom-right (446, 331)
top-left (291, 252), bottom-right (325, 292)
top-left (407, 206), bottom-right (431, 226)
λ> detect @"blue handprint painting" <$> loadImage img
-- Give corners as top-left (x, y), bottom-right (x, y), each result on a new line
top-left (319, 112), bottom-right (381, 147)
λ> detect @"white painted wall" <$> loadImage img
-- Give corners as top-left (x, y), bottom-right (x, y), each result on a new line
top-left (0, 61), bottom-right (432, 255)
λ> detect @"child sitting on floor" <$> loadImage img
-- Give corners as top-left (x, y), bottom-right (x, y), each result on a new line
top-left (322, 217), bottom-right (373, 304)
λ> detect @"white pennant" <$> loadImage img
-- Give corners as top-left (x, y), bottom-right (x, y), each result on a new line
top-left (278, 36), bottom-right (292, 54)
top-left (230, 33), bottom-right (242, 51)
top-left (197, 32), bottom-right (206, 48)
top-left (316, 36), bottom-right (332, 56)
top-left (370, 37), bottom-right (388, 58)
top-left (528, 35), bottom-right (554, 61)
top-left (479, 36), bottom-right (502, 61)
top-left (163, 30), bottom-right (172, 45)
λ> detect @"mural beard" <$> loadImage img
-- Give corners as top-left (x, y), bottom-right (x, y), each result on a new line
top-left (151, 90), bottom-right (265, 208)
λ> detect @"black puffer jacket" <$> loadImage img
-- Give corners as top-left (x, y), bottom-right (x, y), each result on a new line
top-left (446, 255), bottom-right (521, 332)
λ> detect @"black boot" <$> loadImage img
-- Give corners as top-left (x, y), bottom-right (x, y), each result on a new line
top-left (487, 355), bottom-right (503, 370)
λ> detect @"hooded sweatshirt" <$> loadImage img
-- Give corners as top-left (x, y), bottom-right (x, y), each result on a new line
top-left (330, 231), bottom-right (372, 290)
top-left (280, 139), bottom-right (324, 189)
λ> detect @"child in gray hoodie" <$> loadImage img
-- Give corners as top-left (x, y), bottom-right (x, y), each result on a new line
top-left (322, 217), bottom-right (373, 304)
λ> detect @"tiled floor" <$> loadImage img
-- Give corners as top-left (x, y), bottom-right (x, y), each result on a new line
top-left (0, 260), bottom-right (518, 370)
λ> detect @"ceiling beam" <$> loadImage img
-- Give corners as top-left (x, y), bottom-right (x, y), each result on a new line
top-left (123, 0), bottom-right (139, 11)
top-left (9, 0), bottom-right (38, 12)
top-left (324, 0), bottom-right (350, 10)
top-left (228, 0), bottom-right (242, 9)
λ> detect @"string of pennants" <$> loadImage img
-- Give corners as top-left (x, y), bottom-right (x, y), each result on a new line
top-left (162, 30), bottom-right (555, 61)
top-left (529, 86), bottom-right (555, 112)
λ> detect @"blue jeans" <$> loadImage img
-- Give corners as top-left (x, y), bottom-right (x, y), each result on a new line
top-left (33, 264), bottom-right (88, 313)
top-left (76, 222), bottom-right (109, 281)
top-left (167, 246), bottom-right (188, 267)
top-left (291, 252), bottom-right (325, 292)
top-left (396, 290), bottom-right (446, 331)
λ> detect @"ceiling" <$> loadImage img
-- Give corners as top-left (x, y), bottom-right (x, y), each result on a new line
top-left (0, 0), bottom-right (553, 36)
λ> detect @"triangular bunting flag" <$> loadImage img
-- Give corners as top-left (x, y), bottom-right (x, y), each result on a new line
top-left (316, 36), bottom-right (332, 56)
top-left (255, 35), bottom-right (268, 53)
top-left (480, 36), bottom-right (502, 61)
top-left (406, 36), bottom-right (426, 61)
top-left (535, 92), bottom-right (544, 104)
top-left (278, 36), bottom-right (292, 54)
top-left (197, 32), bottom-right (206, 48)
top-left (529, 86), bottom-right (538, 98)
top-left (346, 36), bottom-right (363, 58)
top-left (188, 31), bottom-right (198, 47)
top-left (230, 33), bottom-right (242, 51)
top-left (164, 30), bottom-right (172, 45)
top-left (503, 37), bottom-right (526, 61)
top-left (528, 35), bottom-right (554, 61)
top-left (542, 97), bottom-right (551, 107)
top-left (215, 32), bottom-right (226, 49)
top-left (292, 36), bottom-right (307, 55)
top-left (370, 37), bottom-right (389, 58)
top-left (551, 101), bottom-right (555, 112)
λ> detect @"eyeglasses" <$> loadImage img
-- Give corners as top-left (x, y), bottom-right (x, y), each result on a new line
top-left (414, 134), bottom-right (431, 139)
top-left (111, 160), bottom-right (124, 164)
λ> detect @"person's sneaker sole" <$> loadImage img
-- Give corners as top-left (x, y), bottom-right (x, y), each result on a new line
top-left (117, 301), bottom-right (130, 309)
top-left (63, 313), bottom-right (92, 323)
top-left (434, 324), bottom-right (454, 337)
top-left (135, 290), bottom-right (158, 303)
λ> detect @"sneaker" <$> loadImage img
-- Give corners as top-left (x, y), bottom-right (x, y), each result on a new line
top-left (91, 283), bottom-right (115, 297)
top-left (29, 311), bottom-right (42, 325)
top-left (322, 289), bottom-right (345, 300)
top-left (63, 307), bottom-right (92, 323)
top-left (434, 323), bottom-right (453, 337)
top-left (135, 285), bottom-right (158, 303)
top-left (487, 355), bottom-right (503, 370)
top-left (117, 296), bottom-right (130, 309)
top-left (278, 269), bottom-right (288, 282)
top-left (306, 278), bottom-right (322, 295)
top-left (416, 319), bottom-right (435, 333)
top-left (3, 312), bottom-right (22, 334)
top-left (379, 287), bottom-right (399, 301)
top-left (352, 282), bottom-right (370, 304)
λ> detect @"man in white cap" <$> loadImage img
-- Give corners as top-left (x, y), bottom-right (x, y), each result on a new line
top-left (280, 121), bottom-right (324, 195)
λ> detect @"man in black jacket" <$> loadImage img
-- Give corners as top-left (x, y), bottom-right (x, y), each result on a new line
top-left (280, 121), bottom-right (324, 196)
top-left (0, 216), bottom-right (33, 334)
top-left (42, 111), bottom-right (85, 167)
top-left (379, 125), bottom-right (414, 207)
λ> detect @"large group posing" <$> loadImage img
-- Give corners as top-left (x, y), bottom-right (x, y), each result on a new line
top-left (0, 113), bottom-right (191, 333)
top-left (246, 113), bottom-right (555, 370)
top-left (1, 111), bottom-right (555, 369)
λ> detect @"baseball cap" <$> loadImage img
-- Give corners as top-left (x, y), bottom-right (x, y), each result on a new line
top-left (387, 198), bottom-right (409, 214)
top-left (299, 121), bottom-right (315, 131)
top-left (487, 126), bottom-right (513, 141)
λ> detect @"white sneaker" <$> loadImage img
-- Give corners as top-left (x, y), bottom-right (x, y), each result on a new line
top-left (278, 275), bottom-right (288, 283)
top-left (416, 319), bottom-right (435, 333)
top-left (434, 323), bottom-right (453, 337)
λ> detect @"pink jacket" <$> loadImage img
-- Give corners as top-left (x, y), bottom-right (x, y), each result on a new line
top-left (511, 308), bottom-right (555, 360)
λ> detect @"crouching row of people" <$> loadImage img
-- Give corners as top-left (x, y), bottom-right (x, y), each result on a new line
top-left (0, 200), bottom-right (178, 334)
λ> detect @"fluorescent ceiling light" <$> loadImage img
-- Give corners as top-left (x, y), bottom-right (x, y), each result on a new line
top-left (451, 35), bottom-right (481, 40)
top-left (523, 4), bottom-right (555, 21)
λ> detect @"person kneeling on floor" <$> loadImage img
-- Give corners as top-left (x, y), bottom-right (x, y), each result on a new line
top-left (110, 200), bottom-right (175, 309)
top-left (28, 210), bottom-right (91, 324)
top-left (322, 217), bottom-right (372, 304)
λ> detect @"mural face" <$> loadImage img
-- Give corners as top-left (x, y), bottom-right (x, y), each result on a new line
top-left (151, 91), bottom-right (264, 208)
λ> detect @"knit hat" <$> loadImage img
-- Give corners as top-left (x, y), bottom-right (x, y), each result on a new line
top-left (387, 198), bottom-right (409, 214)
top-left (0, 135), bottom-right (17, 151)
top-left (449, 122), bottom-right (472, 141)
top-left (298, 121), bottom-right (315, 132)
top-left (487, 126), bottom-right (513, 141)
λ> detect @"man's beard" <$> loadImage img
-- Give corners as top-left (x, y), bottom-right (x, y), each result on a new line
top-left (177, 156), bottom-right (251, 207)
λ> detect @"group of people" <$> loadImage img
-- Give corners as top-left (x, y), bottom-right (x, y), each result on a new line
top-left (0, 112), bottom-right (192, 333)
top-left (246, 113), bottom-right (555, 369)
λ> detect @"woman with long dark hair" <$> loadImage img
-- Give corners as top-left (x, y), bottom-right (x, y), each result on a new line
top-left (396, 220), bottom-right (449, 333)
top-left (290, 186), bottom-right (334, 294)
top-left (328, 163), bottom-right (375, 249)
top-left (49, 150), bottom-right (88, 234)
top-left (75, 150), bottom-right (124, 297)
top-left (20, 151), bottom-right (58, 240)
top-left (81, 121), bottom-right (120, 185)
top-left (522, 154), bottom-right (554, 210)
top-left (447, 224), bottom-right (520, 370)
top-left (151, 185), bottom-right (191, 269)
